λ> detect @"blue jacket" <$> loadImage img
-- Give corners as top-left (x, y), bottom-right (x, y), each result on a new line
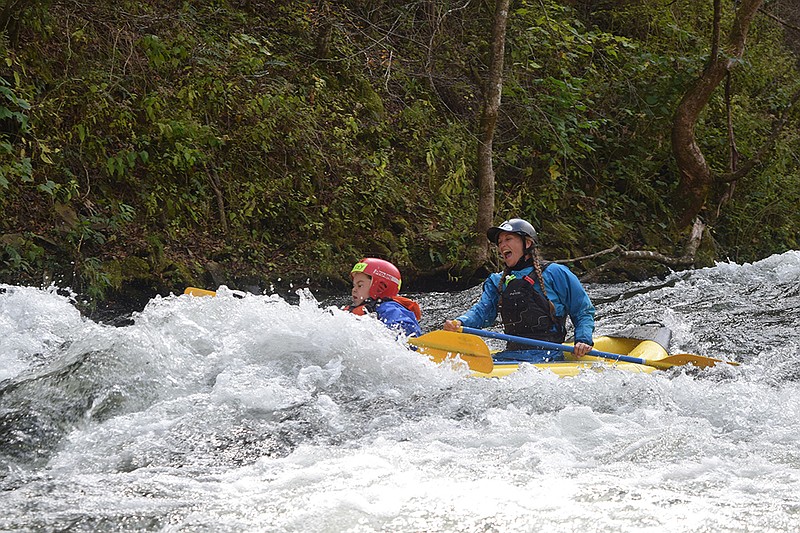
top-left (375, 300), bottom-right (422, 337)
top-left (456, 263), bottom-right (595, 350)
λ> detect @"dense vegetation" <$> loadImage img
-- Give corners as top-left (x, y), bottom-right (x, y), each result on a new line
top-left (1, 0), bottom-right (799, 308)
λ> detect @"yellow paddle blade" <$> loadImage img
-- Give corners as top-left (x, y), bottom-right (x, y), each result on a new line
top-left (184, 287), bottom-right (217, 297)
top-left (408, 331), bottom-right (493, 373)
top-left (661, 353), bottom-right (740, 369)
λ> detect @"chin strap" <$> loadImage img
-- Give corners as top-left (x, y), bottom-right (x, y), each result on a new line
top-left (511, 255), bottom-right (534, 271)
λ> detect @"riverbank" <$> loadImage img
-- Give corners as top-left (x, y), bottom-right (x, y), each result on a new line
top-left (3, 1), bottom-right (798, 312)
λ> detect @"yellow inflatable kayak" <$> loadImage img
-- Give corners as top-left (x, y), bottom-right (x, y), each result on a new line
top-left (410, 325), bottom-right (733, 376)
top-left (476, 333), bottom-right (667, 377)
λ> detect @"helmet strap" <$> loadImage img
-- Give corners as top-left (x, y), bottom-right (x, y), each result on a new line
top-left (510, 255), bottom-right (534, 271)
top-left (520, 235), bottom-right (535, 259)
top-left (362, 298), bottom-right (378, 313)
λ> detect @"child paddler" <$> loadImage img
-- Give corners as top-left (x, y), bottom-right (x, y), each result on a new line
top-left (443, 218), bottom-right (595, 362)
top-left (344, 258), bottom-right (422, 337)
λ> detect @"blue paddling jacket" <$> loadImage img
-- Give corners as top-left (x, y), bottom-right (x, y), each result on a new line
top-left (374, 300), bottom-right (422, 337)
top-left (456, 263), bottom-right (595, 362)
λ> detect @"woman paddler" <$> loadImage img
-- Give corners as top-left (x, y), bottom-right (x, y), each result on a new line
top-left (443, 218), bottom-right (595, 362)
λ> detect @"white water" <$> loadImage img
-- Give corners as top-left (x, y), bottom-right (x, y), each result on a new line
top-left (2, 252), bottom-right (800, 532)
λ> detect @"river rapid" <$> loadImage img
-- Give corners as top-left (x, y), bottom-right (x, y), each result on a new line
top-left (1, 252), bottom-right (800, 532)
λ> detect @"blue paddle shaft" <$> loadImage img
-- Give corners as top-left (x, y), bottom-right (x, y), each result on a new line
top-left (459, 326), bottom-right (647, 365)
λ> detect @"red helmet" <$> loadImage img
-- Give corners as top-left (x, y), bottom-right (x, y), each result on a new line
top-left (351, 258), bottom-right (402, 299)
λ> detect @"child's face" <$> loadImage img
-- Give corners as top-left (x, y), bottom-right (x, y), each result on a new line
top-left (351, 272), bottom-right (372, 306)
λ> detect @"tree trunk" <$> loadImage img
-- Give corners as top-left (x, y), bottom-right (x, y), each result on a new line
top-left (1, 0), bottom-right (36, 45)
top-left (474, 0), bottom-right (509, 266)
top-left (314, 0), bottom-right (333, 60)
top-left (671, 0), bottom-right (763, 228)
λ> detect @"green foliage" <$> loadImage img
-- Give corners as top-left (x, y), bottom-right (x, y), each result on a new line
top-left (0, 0), bottom-right (799, 302)
top-left (714, 128), bottom-right (800, 261)
top-left (490, 0), bottom-right (678, 251)
top-left (0, 233), bottom-right (45, 274)
top-left (0, 57), bottom-right (33, 190)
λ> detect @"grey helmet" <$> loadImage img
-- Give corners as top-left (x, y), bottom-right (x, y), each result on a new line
top-left (487, 218), bottom-right (539, 246)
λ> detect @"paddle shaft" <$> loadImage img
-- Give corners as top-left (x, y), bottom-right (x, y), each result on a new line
top-left (458, 326), bottom-right (648, 365)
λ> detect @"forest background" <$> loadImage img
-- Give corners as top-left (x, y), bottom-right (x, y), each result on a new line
top-left (1, 0), bottom-right (799, 312)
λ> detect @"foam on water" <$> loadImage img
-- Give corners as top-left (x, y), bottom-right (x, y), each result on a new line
top-left (0, 285), bottom-right (88, 382)
top-left (2, 253), bottom-right (800, 532)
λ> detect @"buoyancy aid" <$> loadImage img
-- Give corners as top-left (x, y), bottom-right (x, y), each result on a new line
top-left (499, 266), bottom-right (566, 350)
top-left (391, 296), bottom-right (422, 320)
top-left (344, 296), bottom-right (422, 320)
top-left (343, 303), bottom-right (368, 315)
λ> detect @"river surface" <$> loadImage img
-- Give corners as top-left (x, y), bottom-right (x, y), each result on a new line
top-left (2, 252), bottom-right (800, 532)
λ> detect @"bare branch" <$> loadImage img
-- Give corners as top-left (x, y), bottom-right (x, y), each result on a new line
top-left (711, 0), bottom-right (721, 61)
top-left (553, 245), bottom-right (622, 264)
top-left (206, 168), bottom-right (228, 235)
top-left (759, 6), bottom-right (800, 33)
top-left (561, 219), bottom-right (707, 282)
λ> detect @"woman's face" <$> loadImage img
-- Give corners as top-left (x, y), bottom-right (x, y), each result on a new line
top-left (496, 231), bottom-right (527, 267)
top-left (351, 272), bottom-right (372, 306)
